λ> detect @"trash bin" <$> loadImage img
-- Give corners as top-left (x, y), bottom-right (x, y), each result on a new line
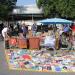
top-left (29, 37), bottom-right (40, 49)
top-left (18, 38), bottom-right (27, 49)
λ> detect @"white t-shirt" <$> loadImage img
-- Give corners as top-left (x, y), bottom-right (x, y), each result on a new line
top-left (59, 30), bottom-right (64, 35)
top-left (57, 29), bottom-right (63, 35)
top-left (2, 27), bottom-right (8, 38)
top-left (28, 25), bottom-right (31, 30)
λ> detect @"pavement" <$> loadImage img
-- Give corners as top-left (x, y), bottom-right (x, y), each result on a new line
top-left (0, 38), bottom-right (75, 75)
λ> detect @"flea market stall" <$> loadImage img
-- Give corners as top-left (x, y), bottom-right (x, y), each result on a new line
top-left (4, 18), bottom-right (75, 72)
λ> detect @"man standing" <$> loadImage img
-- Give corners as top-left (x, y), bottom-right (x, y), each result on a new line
top-left (22, 23), bottom-right (28, 38)
top-left (31, 23), bottom-right (37, 36)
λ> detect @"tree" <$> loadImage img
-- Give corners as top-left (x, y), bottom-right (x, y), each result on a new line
top-left (37, 0), bottom-right (75, 19)
top-left (0, 0), bottom-right (17, 20)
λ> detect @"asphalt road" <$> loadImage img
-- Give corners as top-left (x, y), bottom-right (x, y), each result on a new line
top-left (0, 38), bottom-right (75, 75)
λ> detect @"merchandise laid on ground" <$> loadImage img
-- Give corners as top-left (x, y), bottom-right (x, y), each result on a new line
top-left (4, 33), bottom-right (75, 72)
top-left (5, 48), bottom-right (75, 72)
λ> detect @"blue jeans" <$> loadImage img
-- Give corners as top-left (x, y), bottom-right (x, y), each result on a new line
top-left (32, 31), bottom-right (36, 36)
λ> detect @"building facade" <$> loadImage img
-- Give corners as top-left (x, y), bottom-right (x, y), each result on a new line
top-left (9, 5), bottom-right (44, 21)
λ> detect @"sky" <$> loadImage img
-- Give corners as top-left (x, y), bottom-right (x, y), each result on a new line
top-left (16, 0), bottom-right (36, 6)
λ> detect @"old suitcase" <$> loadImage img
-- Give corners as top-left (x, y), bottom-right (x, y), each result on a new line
top-left (9, 37), bottom-right (17, 48)
top-left (29, 37), bottom-right (40, 49)
top-left (18, 38), bottom-right (27, 49)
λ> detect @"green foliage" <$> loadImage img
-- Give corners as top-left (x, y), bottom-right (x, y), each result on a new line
top-left (37, 0), bottom-right (75, 19)
top-left (0, 0), bottom-right (17, 20)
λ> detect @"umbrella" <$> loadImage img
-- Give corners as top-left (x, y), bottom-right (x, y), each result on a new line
top-left (37, 18), bottom-right (72, 25)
